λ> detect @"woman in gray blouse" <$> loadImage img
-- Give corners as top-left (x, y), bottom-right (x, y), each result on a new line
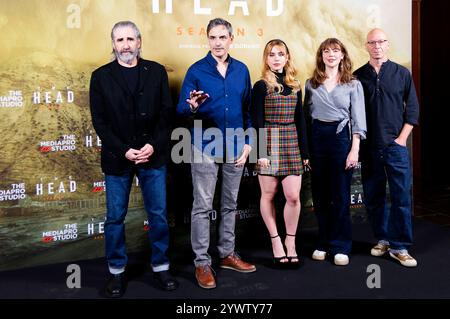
top-left (304, 38), bottom-right (366, 266)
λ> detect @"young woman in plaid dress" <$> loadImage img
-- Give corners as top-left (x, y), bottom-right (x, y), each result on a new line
top-left (251, 39), bottom-right (310, 266)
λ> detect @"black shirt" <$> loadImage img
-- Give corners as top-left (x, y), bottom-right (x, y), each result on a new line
top-left (119, 63), bottom-right (139, 94)
top-left (354, 60), bottom-right (419, 149)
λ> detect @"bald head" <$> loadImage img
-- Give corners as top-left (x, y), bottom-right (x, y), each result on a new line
top-left (365, 28), bottom-right (389, 64)
top-left (367, 28), bottom-right (388, 42)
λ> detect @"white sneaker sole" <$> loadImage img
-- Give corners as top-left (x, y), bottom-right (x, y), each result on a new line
top-left (312, 250), bottom-right (326, 261)
top-left (334, 254), bottom-right (349, 266)
top-left (389, 252), bottom-right (418, 267)
top-left (371, 248), bottom-right (388, 257)
top-left (334, 258), bottom-right (349, 266)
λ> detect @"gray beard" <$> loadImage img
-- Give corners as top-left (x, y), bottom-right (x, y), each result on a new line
top-left (115, 50), bottom-right (139, 65)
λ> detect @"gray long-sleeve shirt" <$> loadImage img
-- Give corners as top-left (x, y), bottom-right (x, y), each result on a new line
top-left (304, 79), bottom-right (367, 139)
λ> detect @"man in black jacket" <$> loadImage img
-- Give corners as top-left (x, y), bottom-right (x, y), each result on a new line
top-left (89, 21), bottom-right (178, 297)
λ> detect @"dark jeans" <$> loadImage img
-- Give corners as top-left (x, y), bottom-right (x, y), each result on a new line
top-left (105, 166), bottom-right (170, 273)
top-left (310, 120), bottom-right (353, 255)
top-left (362, 142), bottom-right (413, 250)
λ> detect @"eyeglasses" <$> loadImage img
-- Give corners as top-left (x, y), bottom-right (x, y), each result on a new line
top-left (367, 39), bottom-right (388, 46)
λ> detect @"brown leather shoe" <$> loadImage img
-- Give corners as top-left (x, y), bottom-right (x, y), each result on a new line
top-left (220, 254), bottom-right (256, 273)
top-left (195, 265), bottom-right (216, 289)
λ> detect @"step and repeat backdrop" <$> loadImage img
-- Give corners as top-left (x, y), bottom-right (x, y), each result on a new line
top-left (0, 0), bottom-right (411, 271)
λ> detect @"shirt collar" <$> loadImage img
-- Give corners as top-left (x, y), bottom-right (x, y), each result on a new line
top-left (206, 51), bottom-right (233, 67)
top-left (380, 59), bottom-right (391, 69)
top-left (366, 59), bottom-right (391, 71)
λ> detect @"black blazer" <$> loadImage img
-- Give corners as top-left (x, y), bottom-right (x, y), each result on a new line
top-left (89, 59), bottom-right (173, 175)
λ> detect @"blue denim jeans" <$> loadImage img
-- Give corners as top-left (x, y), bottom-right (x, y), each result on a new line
top-left (310, 120), bottom-right (353, 255)
top-left (362, 142), bottom-right (413, 250)
top-left (105, 166), bottom-right (170, 273)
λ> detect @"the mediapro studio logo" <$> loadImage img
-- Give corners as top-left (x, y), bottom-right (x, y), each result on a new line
top-left (39, 135), bottom-right (77, 153)
top-left (91, 181), bottom-right (105, 193)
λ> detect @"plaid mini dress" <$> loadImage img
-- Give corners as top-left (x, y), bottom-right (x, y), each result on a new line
top-left (257, 91), bottom-right (303, 176)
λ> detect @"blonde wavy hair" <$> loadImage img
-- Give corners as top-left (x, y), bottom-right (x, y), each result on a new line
top-left (261, 39), bottom-right (300, 93)
top-left (310, 38), bottom-right (355, 89)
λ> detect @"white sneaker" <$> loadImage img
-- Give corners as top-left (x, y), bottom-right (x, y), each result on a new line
top-left (371, 241), bottom-right (390, 257)
top-left (334, 254), bottom-right (349, 266)
top-left (389, 251), bottom-right (418, 267)
top-left (312, 250), bottom-right (326, 261)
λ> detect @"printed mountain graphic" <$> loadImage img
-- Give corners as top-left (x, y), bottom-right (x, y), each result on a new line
top-left (0, 52), bottom-right (102, 200)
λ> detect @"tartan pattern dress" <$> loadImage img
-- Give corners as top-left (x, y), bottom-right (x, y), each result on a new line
top-left (257, 91), bottom-right (304, 176)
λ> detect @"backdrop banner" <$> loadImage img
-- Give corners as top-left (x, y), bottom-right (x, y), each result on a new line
top-left (0, 0), bottom-right (412, 271)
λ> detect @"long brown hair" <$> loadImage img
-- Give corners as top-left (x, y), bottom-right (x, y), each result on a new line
top-left (261, 39), bottom-right (300, 93)
top-left (310, 38), bottom-right (354, 89)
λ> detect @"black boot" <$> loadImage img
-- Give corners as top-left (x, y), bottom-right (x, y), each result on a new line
top-left (105, 272), bottom-right (127, 298)
top-left (153, 270), bottom-right (179, 291)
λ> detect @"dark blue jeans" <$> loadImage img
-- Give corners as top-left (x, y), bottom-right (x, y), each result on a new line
top-left (310, 120), bottom-right (353, 255)
top-left (105, 166), bottom-right (170, 273)
top-left (362, 142), bottom-right (413, 250)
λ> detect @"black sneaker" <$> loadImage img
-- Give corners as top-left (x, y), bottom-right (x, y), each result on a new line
top-left (105, 273), bottom-right (127, 298)
top-left (153, 270), bottom-right (179, 291)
